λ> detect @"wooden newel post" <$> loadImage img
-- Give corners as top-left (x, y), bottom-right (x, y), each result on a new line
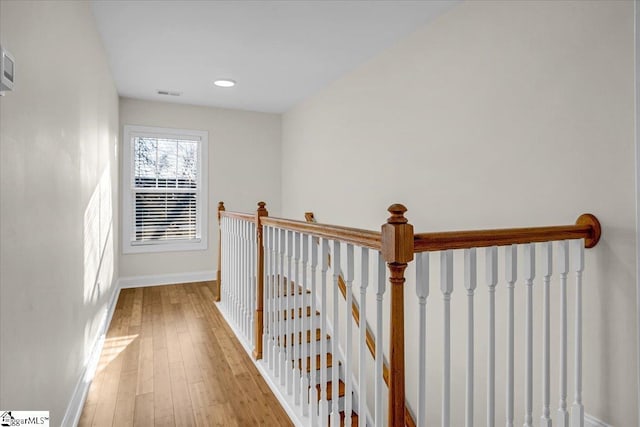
top-left (215, 201), bottom-right (225, 302)
top-left (253, 201), bottom-right (269, 359)
top-left (381, 204), bottom-right (414, 427)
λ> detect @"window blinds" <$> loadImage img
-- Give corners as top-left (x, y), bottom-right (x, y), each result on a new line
top-left (131, 136), bottom-right (200, 244)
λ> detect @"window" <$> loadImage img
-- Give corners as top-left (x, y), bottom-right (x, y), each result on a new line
top-left (122, 125), bottom-right (208, 253)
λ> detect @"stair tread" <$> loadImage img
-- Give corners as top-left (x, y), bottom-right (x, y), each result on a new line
top-left (280, 306), bottom-right (319, 320)
top-left (276, 329), bottom-right (328, 347)
top-left (315, 380), bottom-right (345, 401)
top-left (296, 353), bottom-right (334, 372)
top-left (272, 281), bottom-right (311, 296)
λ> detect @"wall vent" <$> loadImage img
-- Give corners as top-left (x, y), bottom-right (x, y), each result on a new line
top-left (157, 90), bottom-right (181, 96)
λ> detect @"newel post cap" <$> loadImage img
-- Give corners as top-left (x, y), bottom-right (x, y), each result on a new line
top-left (381, 204), bottom-right (414, 264)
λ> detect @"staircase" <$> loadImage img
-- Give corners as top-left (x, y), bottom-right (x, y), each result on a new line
top-left (268, 279), bottom-right (361, 426)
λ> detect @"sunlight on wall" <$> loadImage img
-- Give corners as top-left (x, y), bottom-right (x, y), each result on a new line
top-left (83, 167), bottom-right (113, 305)
top-left (83, 167), bottom-right (115, 366)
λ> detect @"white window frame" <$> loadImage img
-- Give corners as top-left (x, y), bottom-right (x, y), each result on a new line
top-left (122, 125), bottom-right (208, 254)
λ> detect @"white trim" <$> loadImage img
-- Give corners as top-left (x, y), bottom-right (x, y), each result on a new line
top-left (118, 270), bottom-right (216, 289)
top-left (255, 360), bottom-right (307, 427)
top-left (585, 414), bottom-right (613, 427)
top-left (214, 301), bottom-right (306, 427)
top-left (214, 301), bottom-right (254, 356)
top-left (121, 124), bottom-right (209, 255)
top-left (61, 281), bottom-right (120, 427)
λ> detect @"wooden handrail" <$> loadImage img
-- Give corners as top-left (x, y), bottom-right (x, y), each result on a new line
top-left (261, 216), bottom-right (382, 250)
top-left (305, 212), bottom-right (416, 427)
top-left (413, 213), bottom-right (601, 252)
top-left (220, 210), bottom-right (256, 222)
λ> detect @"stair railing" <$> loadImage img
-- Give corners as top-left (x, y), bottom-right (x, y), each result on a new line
top-left (305, 211), bottom-right (417, 427)
top-left (215, 201), bottom-right (601, 427)
top-left (216, 201), bottom-right (268, 354)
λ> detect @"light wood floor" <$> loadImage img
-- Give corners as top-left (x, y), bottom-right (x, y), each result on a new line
top-left (79, 282), bottom-right (293, 427)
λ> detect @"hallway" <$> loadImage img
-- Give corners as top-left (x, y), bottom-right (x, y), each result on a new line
top-left (78, 282), bottom-right (292, 426)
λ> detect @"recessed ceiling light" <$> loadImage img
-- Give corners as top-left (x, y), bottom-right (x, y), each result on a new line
top-left (214, 79), bottom-right (236, 88)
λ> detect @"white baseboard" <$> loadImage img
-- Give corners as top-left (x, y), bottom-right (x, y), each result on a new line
top-left (61, 281), bottom-right (120, 427)
top-left (118, 270), bottom-right (215, 289)
top-left (585, 414), bottom-right (613, 427)
top-left (215, 302), bottom-right (306, 427)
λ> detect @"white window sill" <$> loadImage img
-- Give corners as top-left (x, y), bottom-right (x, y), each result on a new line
top-left (123, 240), bottom-right (207, 254)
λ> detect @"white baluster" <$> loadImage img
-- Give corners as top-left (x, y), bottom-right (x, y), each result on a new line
top-left (557, 240), bottom-right (569, 427)
top-left (330, 240), bottom-right (341, 427)
top-left (228, 218), bottom-right (235, 317)
top-left (506, 245), bottom-right (517, 427)
top-left (541, 242), bottom-right (552, 427)
top-left (320, 239), bottom-right (329, 426)
top-left (301, 233), bottom-right (310, 416)
top-left (234, 218), bottom-right (238, 320)
top-left (571, 240), bottom-right (585, 427)
top-left (227, 218), bottom-right (232, 317)
top-left (279, 229), bottom-right (287, 386)
top-left (441, 250), bottom-right (454, 427)
top-left (359, 247), bottom-right (370, 427)
top-left (274, 228), bottom-right (281, 372)
top-left (251, 222), bottom-right (257, 346)
top-left (239, 219), bottom-right (243, 329)
top-left (286, 230), bottom-right (294, 395)
top-left (238, 219), bottom-right (242, 327)
top-left (523, 244), bottom-right (535, 427)
top-left (375, 252), bottom-right (385, 427)
top-left (220, 218), bottom-right (225, 309)
top-left (465, 248), bottom-right (477, 427)
top-left (244, 221), bottom-right (248, 337)
top-left (248, 222), bottom-right (253, 343)
top-left (225, 218), bottom-right (229, 311)
top-left (271, 228), bottom-right (279, 373)
top-left (230, 218), bottom-right (234, 315)
top-left (486, 246), bottom-right (498, 427)
top-left (310, 236), bottom-right (319, 426)
top-left (223, 217), bottom-right (228, 310)
top-left (344, 244), bottom-right (354, 426)
top-left (235, 219), bottom-right (239, 326)
top-left (293, 232), bottom-right (302, 405)
top-left (264, 226), bottom-right (270, 367)
top-left (416, 251), bottom-right (430, 427)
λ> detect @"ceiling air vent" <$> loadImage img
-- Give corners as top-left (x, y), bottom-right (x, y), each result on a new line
top-left (157, 90), bottom-right (181, 96)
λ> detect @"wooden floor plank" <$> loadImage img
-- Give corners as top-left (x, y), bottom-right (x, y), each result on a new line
top-left (79, 282), bottom-right (292, 427)
top-left (133, 392), bottom-right (154, 425)
top-left (112, 370), bottom-right (136, 427)
top-left (168, 360), bottom-right (196, 427)
top-left (136, 337), bottom-right (154, 395)
top-left (153, 347), bottom-right (174, 424)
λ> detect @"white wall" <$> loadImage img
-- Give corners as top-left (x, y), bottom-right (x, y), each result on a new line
top-left (0, 1), bottom-right (119, 425)
top-left (282, 1), bottom-right (636, 425)
top-left (636, 1), bottom-right (640, 422)
top-left (118, 98), bottom-right (281, 280)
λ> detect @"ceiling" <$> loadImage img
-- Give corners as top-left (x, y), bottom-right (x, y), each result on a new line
top-left (91, 0), bottom-right (458, 113)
